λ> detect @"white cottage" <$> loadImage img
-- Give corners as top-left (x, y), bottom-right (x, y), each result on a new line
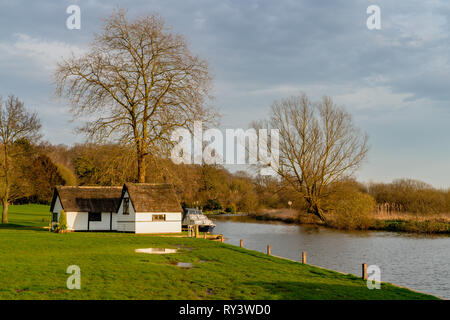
top-left (50, 183), bottom-right (183, 234)
top-left (116, 183), bottom-right (183, 233)
top-left (50, 186), bottom-right (123, 231)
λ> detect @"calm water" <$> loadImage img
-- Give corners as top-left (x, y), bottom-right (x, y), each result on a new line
top-left (212, 215), bottom-right (450, 299)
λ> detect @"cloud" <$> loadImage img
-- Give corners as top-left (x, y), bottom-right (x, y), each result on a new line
top-left (0, 33), bottom-right (85, 77)
top-left (0, 33), bottom-right (86, 145)
top-left (1, 0), bottom-right (450, 185)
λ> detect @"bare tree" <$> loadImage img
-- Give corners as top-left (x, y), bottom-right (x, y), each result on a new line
top-left (0, 95), bottom-right (41, 223)
top-left (55, 9), bottom-right (215, 183)
top-left (269, 94), bottom-right (368, 221)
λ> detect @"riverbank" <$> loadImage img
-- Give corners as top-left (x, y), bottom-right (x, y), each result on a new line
top-left (0, 205), bottom-right (439, 300)
top-left (246, 209), bottom-right (450, 234)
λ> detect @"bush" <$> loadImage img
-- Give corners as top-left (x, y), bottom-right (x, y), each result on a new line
top-left (368, 179), bottom-right (448, 214)
top-left (203, 199), bottom-right (223, 211)
top-left (327, 192), bottom-right (376, 230)
top-left (58, 210), bottom-right (68, 231)
top-left (225, 203), bottom-right (237, 214)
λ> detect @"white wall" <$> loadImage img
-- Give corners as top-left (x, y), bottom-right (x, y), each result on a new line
top-left (53, 196), bottom-right (63, 213)
top-left (51, 196), bottom-right (63, 228)
top-left (62, 212), bottom-right (117, 231)
top-left (67, 212), bottom-right (88, 231)
top-left (135, 212), bottom-right (182, 234)
top-left (88, 212), bottom-right (114, 231)
top-left (116, 191), bottom-right (136, 232)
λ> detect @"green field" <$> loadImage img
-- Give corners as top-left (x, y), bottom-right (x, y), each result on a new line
top-left (0, 205), bottom-right (439, 300)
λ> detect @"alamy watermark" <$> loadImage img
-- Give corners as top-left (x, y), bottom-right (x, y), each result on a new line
top-left (366, 264), bottom-right (381, 290)
top-left (367, 5), bottom-right (381, 30)
top-left (66, 5), bottom-right (81, 30)
top-left (66, 265), bottom-right (81, 289)
top-left (170, 121), bottom-right (279, 176)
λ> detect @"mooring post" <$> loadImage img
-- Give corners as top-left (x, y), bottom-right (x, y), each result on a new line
top-left (267, 244), bottom-right (271, 256)
top-left (302, 251), bottom-right (307, 264)
top-left (240, 239), bottom-right (243, 248)
top-left (362, 263), bottom-right (368, 280)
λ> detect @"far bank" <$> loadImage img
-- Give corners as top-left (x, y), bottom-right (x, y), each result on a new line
top-left (206, 209), bottom-right (450, 234)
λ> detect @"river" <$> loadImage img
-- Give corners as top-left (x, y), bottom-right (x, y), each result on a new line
top-left (212, 215), bottom-right (450, 299)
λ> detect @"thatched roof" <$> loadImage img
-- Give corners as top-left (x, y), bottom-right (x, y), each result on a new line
top-left (50, 186), bottom-right (123, 213)
top-left (123, 183), bottom-right (182, 213)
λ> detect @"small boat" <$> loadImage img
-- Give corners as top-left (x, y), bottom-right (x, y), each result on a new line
top-left (182, 208), bottom-right (216, 233)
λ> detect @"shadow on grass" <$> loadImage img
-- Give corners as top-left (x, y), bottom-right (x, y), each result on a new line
top-left (243, 281), bottom-right (437, 300)
top-left (0, 223), bottom-right (48, 232)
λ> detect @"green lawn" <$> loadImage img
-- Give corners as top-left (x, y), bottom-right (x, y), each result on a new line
top-left (0, 204), bottom-right (439, 300)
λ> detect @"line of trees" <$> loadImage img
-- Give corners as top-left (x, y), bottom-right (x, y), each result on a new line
top-left (2, 132), bottom-right (449, 223)
top-left (367, 179), bottom-right (450, 214)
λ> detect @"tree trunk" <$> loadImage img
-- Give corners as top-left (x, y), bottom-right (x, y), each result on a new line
top-left (315, 206), bottom-right (326, 222)
top-left (137, 153), bottom-right (146, 183)
top-left (307, 201), bottom-right (326, 222)
top-left (1, 198), bottom-right (8, 224)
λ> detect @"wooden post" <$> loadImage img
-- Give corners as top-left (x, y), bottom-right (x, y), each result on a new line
top-left (220, 234), bottom-right (224, 243)
top-left (267, 244), bottom-right (271, 256)
top-left (195, 225), bottom-right (199, 238)
top-left (203, 232), bottom-right (207, 239)
top-left (240, 239), bottom-right (243, 248)
top-left (362, 263), bottom-right (368, 280)
top-left (302, 251), bottom-right (307, 264)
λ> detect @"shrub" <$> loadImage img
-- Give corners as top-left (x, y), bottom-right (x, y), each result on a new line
top-left (59, 210), bottom-right (68, 231)
top-left (203, 199), bottom-right (223, 211)
top-left (225, 203), bottom-right (237, 214)
top-left (326, 191), bottom-right (376, 230)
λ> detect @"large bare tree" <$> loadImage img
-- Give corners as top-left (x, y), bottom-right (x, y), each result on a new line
top-left (55, 9), bottom-right (214, 182)
top-left (269, 94), bottom-right (369, 221)
top-left (0, 95), bottom-right (41, 223)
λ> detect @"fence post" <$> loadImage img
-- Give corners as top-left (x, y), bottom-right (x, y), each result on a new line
top-left (195, 225), bottom-right (199, 238)
top-left (362, 263), bottom-right (368, 280)
top-left (203, 232), bottom-right (207, 239)
top-left (220, 234), bottom-right (224, 243)
top-left (267, 244), bottom-right (271, 256)
top-left (302, 251), bottom-right (307, 264)
top-left (240, 239), bottom-right (243, 248)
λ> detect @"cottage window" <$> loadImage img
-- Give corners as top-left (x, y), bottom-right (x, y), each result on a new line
top-left (153, 214), bottom-right (166, 221)
top-left (123, 198), bottom-right (130, 215)
top-left (52, 212), bottom-right (58, 222)
top-left (88, 212), bottom-right (102, 221)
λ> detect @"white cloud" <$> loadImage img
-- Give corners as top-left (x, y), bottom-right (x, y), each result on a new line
top-left (0, 33), bottom-right (85, 76)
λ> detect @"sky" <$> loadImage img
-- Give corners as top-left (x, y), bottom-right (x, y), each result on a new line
top-left (0, 0), bottom-right (450, 188)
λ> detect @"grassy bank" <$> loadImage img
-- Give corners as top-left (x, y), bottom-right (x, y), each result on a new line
top-left (250, 208), bottom-right (450, 234)
top-left (0, 204), bottom-right (439, 300)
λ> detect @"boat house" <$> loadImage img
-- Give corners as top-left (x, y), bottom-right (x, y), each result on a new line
top-left (50, 183), bottom-right (183, 233)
